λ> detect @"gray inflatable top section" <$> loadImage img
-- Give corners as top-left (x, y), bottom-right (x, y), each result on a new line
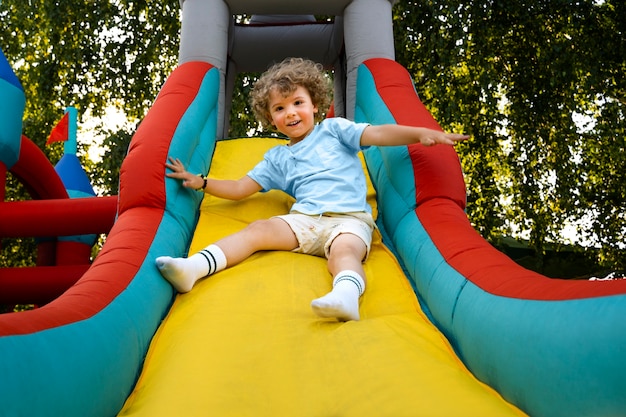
top-left (178, 0), bottom-right (397, 133)
top-left (219, 0), bottom-right (357, 15)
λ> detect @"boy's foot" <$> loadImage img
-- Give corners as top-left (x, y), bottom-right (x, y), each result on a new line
top-left (155, 256), bottom-right (196, 293)
top-left (156, 245), bottom-right (227, 293)
top-left (311, 286), bottom-right (360, 321)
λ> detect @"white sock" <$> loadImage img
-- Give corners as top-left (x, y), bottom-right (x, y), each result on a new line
top-left (311, 270), bottom-right (365, 321)
top-left (156, 244), bottom-right (227, 293)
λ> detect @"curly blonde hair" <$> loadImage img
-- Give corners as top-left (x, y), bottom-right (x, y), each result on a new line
top-left (250, 57), bottom-right (332, 130)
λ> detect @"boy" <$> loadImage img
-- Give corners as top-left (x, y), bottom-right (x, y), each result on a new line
top-left (156, 57), bottom-right (468, 321)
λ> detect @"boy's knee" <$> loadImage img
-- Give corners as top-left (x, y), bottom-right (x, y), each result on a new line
top-left (245, 219), bottom-right (274, 235)
top-left (241, 218), bottom-right (298, 251)
top-left (245, 218), bottom-right (293, 240)
top-left (328, 233), bottom-right (367, 259)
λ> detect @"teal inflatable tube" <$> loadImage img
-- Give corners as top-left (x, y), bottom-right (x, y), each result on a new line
top-left (355, 58), bottom-right (626, 417)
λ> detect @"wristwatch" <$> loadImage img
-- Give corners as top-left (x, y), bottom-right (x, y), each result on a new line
top-left (196, 174), bottom-right (207, 191)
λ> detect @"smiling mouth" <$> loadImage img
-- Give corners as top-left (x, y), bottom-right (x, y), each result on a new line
top-left (287, 120), bottom-right (301, 127)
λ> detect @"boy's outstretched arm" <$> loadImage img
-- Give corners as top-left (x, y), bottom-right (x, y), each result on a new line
top-left (360, 124), bottom-right (469, 147)
top-left (165, 157), bottom-right (262, 200)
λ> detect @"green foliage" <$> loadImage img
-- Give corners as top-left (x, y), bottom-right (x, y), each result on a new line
top-left (393, 0), bottom-right (625, 272)
top-left (227, 72), bottom-right (284, 139)
top-left (88, 127), bottom-right (134, 195)
top-left (0, 1), bottom-right (180, 268)
top-left (0, 0), bottom-right (179, 154)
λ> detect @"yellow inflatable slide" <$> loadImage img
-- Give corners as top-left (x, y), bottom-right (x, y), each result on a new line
top-left (119, 138), bottom-right (524, 417)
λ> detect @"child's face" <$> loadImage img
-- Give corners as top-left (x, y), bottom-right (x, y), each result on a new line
top-left (268, 85), bottom-right (318, 144)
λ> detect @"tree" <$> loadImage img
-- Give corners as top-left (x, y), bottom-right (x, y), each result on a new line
top-left (392, 0), bottom-right (625, 272)
top-left (0, 0), bottom-right (179, 170)
top-left (0, 0), bottom-right (180, 267)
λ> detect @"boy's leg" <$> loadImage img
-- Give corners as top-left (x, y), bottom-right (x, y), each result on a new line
top-left (311, 233), bottom-right (367, 321)
top-left (156, 218), bottom-right (298, 293)
top-left (215, 218), bottom-right (299, 265)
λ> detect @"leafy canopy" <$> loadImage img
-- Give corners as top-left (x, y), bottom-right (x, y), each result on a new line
top-left (0, 0), bottom-right (623, 275)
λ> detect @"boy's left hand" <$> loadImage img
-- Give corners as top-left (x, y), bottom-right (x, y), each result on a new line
top-left (421, 131), bottom-right (470, 147)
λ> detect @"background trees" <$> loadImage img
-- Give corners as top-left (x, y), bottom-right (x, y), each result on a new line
top-left (0, 0), bottom-right (623, 276)
top-left (393, 0), bottom-right (625, 273)
top-left (0, 0), bottom-right (179, 268)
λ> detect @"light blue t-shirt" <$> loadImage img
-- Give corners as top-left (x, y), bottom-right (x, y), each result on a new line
top-left (247, 117), bottom-right (370, 215)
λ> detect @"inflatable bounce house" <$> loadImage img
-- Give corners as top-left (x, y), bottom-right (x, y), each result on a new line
top-left (1, 1), bottom-right (625, 416)
top-left (0, 51), bottom-right (116, 305)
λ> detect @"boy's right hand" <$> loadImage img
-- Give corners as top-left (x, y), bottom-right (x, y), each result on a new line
top-left (165, 157), bottom-right (203, 190)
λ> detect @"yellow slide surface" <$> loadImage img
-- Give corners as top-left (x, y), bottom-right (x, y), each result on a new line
top-left (119, 138), bottom-right (525, 417)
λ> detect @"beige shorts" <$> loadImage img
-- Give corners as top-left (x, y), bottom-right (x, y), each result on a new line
top-left (274, 212), bottom-right (376, 259)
